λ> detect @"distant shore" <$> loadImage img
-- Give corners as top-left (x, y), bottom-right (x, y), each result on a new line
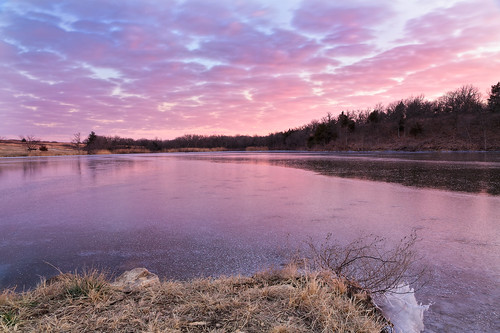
top-left (0, 140), bottom-right (230, 158)
top-left (1, 138), bottom-right (498, 158)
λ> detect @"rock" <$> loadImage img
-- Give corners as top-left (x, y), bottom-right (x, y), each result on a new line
top-left (111, 268), bottom-right (160, 292)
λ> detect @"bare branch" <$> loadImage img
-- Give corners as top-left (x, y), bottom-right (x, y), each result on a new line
top-left (300, 231), bottom-right (427, 294)
top-left (20, 135), bottom-right (40, 151)
top-left (71, 132), bottom-right (83, 153)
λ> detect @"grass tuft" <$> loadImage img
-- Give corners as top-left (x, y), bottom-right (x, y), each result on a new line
top-left (62, 271), bottom-right (108, 300)
top-left (1, 310), bottom-right (18, 327)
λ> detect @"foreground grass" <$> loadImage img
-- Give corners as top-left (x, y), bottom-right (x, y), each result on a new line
top-left (0, 267), bottom-right (388, 332)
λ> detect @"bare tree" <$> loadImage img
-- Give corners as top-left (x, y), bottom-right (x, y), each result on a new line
top-left (299, 231), bottom-right (426, 294)
top-left (71, 132), bottom-right (83, 153)
top-left (20, 135), bottom-right (40, 151)
top-left (439, 84), bottom-right (483, 114)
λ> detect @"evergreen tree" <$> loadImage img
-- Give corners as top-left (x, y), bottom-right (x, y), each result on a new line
top-left (487, 82), bottom-right (500, 113)
top-left (86, 131), bottom-right (97, 146)
top-left (85, 131), bottom-right (98, 153)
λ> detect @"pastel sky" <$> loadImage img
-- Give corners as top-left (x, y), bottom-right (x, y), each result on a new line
top-left (1, 0), bottom-right (500, 141)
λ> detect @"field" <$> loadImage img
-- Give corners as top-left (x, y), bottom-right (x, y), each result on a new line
top-left (0, 140), bottom-right (78, 158)
top-left (0, 140), bottom-right (233, 157)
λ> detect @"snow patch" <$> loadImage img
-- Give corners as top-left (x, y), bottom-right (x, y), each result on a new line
top-left (375, 284), bottom-right (430, 333)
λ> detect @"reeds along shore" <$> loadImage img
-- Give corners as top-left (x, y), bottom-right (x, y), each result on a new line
top-left (0, 266), bottom-right (390, 333)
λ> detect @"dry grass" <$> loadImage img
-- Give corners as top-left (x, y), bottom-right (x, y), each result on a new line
top-left (245, 146), bottom-right (269, 151)
top-left (0, 140), bottom-right (79, 157)
top-left (0, 267), bottom-right (389, 332)
top-left (0, 140), bottom-right (230, 157)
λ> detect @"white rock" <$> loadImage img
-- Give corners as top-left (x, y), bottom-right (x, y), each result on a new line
top-left (111, 268), bottom-right (160, 292)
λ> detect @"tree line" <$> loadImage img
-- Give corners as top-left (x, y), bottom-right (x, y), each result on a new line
top-left (81, 81), bottom-right (500, 153)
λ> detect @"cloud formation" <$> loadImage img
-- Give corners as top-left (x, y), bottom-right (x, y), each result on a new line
top-left (1, 0), bottom-right (499, 140)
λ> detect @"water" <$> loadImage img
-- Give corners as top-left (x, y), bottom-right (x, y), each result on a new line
top-left (0, 152), bottom-right (499, 332)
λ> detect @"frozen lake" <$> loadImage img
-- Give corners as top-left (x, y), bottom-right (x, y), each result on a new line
top-left (0, 151), bottom-right (499, 332)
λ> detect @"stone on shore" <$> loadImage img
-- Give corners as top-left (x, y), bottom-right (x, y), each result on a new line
top-left (111, 268), bottom-right (160, 292)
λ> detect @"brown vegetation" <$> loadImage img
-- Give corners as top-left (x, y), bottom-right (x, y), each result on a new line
top-left (301, 232), bottom-right (426, 294)
top-left (0, 267), bottom-right (389, 333)
top-left (0, 140), bottom-right (78, 157)
top-left (0, 140), bottom-right (230, 157)
top-left (315, 112), bottom-right (500, 151)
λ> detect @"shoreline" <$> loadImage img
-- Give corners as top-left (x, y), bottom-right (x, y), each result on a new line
top-left (1, 139), bottom-right (498, 158)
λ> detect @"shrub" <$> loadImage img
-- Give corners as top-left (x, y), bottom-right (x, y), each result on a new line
top-left (299, 231), bottom-right (426, 294)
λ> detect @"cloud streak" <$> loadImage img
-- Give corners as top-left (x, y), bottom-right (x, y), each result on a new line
top-left (1, 0), bottom-right (499, 140)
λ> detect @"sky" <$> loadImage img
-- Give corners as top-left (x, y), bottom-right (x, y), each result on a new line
top-left (1, 0), bottom-right (500, 141)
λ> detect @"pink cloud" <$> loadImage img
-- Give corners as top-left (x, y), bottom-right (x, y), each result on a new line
top-left (172, 0), bottom-right (233, 36)
top-left (325, 44), bottom-right (375, 57)
top-left (387, 56), bottom-right (500, 98)
top-left (404, 1), bottom-right (500, 43)
top-left (196, 26), bottom-right (321, 70)
top-left (292, 1), bottom-right (390, 33)
top-left (5, 16), bottom-right (67, 48)
top-left (202, 65), bottom-right (249, 82)
top-left (322, 27), bottom-right (375, 45)
top-left (1, 0), bottom-right (499, 141)
top-left (71, 20), bottom-right (112, 33)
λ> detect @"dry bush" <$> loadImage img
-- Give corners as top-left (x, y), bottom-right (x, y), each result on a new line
top-left (300, 231), bottom-right (426, 294)
top-left (71, 132), bottom-right (83, 153)
top-left (19, 135), bottom-right (39, 151)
